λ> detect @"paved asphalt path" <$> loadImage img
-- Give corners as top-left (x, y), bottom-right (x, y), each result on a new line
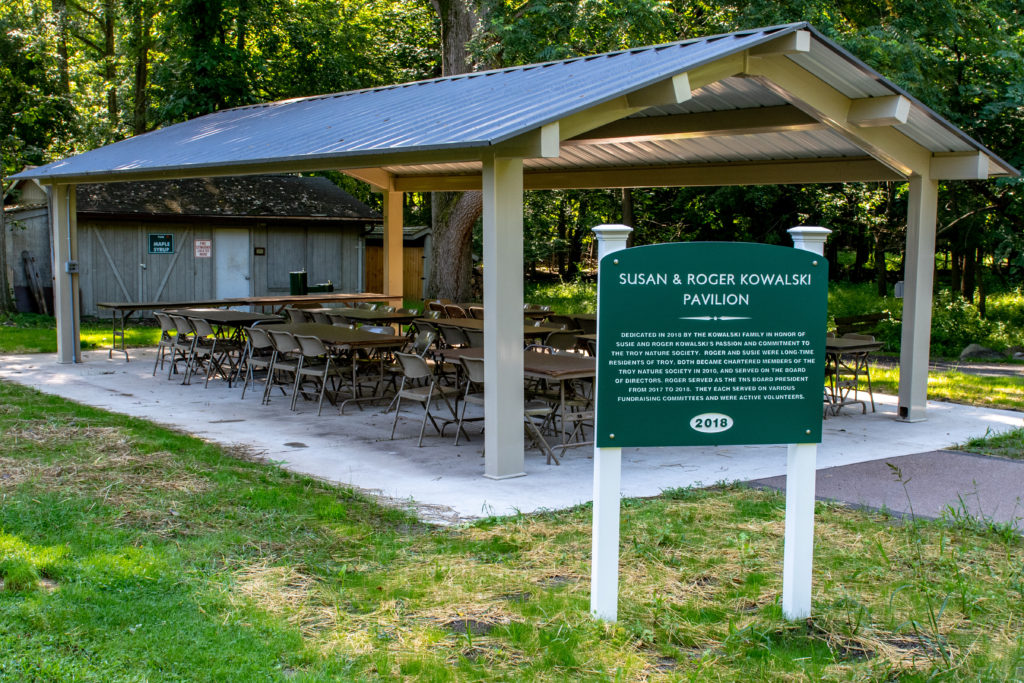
top-left (872, 354), bottom-right (1024, 378)
top-left (750, 450), bottom-right (1024, 532)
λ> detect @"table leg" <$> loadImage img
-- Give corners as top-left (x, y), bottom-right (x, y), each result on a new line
top-left (108, 310), bottom-right (130, 361)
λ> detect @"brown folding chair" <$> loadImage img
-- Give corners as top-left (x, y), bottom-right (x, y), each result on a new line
top-left (437, 323), bottom-right (469, 349)
top-left (263, 330), bottom-right (301, 405)
top-left (544, 330), bottom-right (583, 354)
top-left (463, 328), bottom-right (484, 348)
top-left (328, 312), bottom-right (355, 327)
top-left (284, 307), bottom-right (308, 324)
top-left (444, 304), bottom-right (468, 319)
top-left (240, 326), bottom-right (274, 400)
top-left (291, 334), bottom-right (347, 415)
top-left (547, 314), bottom-right (576, 330)
top-left (389, 352), bottom-right (461, 447)
top-left (467, 306), bottom-right (484, 320)
top-left (166, 315), bottom-right (196, 381)
top-left (152, 311), bottom-right (177, 376)
top-left (454, 355), bottom-right (486, 445)
top-left (188, 317), bottom-right (241, 387)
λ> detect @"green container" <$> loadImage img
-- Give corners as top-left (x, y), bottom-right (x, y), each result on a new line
top-left (307, 281), bottom-right (334, 293)
top-left (289, 271), bottom-right (308, 295)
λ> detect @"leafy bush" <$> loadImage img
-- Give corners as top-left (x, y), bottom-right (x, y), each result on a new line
top-left (524, 280), bottom-right (596, 314)
top-left (928, 290), bottom-right (997, 356)
top-left (983, 289), bottom-right (1024, 330)
top-left (826, 284), bottom-right (1024, 357)
top-left (826, 282), bottom-right (903, 351)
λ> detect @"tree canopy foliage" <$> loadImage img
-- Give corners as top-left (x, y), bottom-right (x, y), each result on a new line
top-left (2, 0), bottom-right (1022, 300)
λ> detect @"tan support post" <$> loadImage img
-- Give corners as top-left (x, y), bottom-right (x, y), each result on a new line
top-left (50, 184), bottom-right (81, 363)
top-left (482, 154), bottom-right (526, 479)
top-left (898, 175), bottom-right (939, 421)
top-left (382, 190), bottom-right (404, 301)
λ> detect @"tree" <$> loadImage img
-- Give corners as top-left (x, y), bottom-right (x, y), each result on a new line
top-left (424, 0), bottom-right (483, 301)
top-left (0, 8), bottom-right (73, 311)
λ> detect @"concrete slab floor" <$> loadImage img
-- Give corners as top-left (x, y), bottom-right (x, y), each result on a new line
top-left (2, 349), bottom-right (1021, 523)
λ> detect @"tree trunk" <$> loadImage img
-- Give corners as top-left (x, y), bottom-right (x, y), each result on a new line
top-left (950, 245), bottom-right (962, 295)
top-left (104, 0), bottom-right (118, 127)
top-left (426, 0), bottom-right (482, 302)
top-left (131, 2), bottom-right (152, 135)
top-left (427, 191), bottom-right (481, 300)
top-left (853, 225), bottom-right (870, 282)
top-left (52, 0), bottom-right (72, 96)
top-left (430, 0), bottom-right (478, 75)
top-left (555, 195), bottom-right (568, 276)
top-left (976, 248), bottom-right (986, 317)
top-left (622, 188), bottom-right (635, 247)
top-left (874, 233), bottom-right (887, 297)
top-left (566, 195), bottom-right (588, 279)
top-left (961, 248), bottom-right (976, 302)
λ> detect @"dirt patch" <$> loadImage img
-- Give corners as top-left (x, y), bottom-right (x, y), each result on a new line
top-left (230, 562), bottom-right (339, 636)
top-left (498, 590), bottom-right (531, 603)
top-left (535, 574), bottom-right (578, 588)
top-left (0, 423), bottom-right (212, 504)
top-left (442, 618), bottom-right (494, 637)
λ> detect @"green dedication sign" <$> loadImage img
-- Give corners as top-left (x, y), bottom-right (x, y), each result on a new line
top-left (596, 242), bottom-right (828, 448)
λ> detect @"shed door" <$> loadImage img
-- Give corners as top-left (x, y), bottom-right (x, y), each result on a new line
top-left (214, 229), bottom-right (251, 301)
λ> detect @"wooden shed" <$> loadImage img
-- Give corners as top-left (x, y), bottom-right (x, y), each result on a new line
top-left (4, 175), bottom-right (380, 317)
top-left (2, 179), bottom-right (54, 314)
top-left (363, 224), bottom-right (431, 301)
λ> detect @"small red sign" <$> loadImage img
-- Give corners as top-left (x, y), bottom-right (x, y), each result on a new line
top-left (194, 239), bottom-right (212, 258)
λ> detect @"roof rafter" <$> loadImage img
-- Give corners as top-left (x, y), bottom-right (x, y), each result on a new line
top-left (564, 105), bottom-right (821, 146)
top-left (378, 157), bottom-right (903, 192)
top-left (743, 55), bottom-right (933, 177)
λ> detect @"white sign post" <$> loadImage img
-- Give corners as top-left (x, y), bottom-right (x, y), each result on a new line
top-left (589, 225), bottom-right (830, 624)
top-left (782, 225), bottom-right (831, 620)
top-left (590, 224), bottom-right (632, 623)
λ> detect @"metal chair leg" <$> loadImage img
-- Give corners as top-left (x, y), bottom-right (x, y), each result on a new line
top-left (417, 383), bottom-right (435, 447)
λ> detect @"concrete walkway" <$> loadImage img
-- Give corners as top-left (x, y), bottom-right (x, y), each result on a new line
top-left (2, 349), bottom-right (1021, 523)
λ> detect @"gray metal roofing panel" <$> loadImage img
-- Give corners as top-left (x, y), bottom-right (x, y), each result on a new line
top-left (898, 109), bottom-right (977, 154)
top-left (17, 25), bottom-right (805, 182)
top-left (789, 44), bottom-right (893, 100)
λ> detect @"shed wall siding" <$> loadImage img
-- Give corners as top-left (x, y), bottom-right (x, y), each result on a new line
top-left (53, 219), bottom-right (363, 316)
top-left (5, 208), bottom-right (52, 288)
top-left (262, 226), bottom-right (361, 293)
top-left (364, 245), bottom-right (424, 301)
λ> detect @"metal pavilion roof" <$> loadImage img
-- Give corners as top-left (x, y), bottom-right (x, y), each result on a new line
top-left (15, 22), bottom-right (1018, 186)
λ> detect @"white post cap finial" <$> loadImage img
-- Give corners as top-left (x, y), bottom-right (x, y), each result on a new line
top-left (592, 224), bottom-right (632, 260)
top-left (788, 226), bottom-right (831, 257)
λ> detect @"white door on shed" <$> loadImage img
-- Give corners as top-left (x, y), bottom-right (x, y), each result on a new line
top-left (214, 229), bottom-right (251, 302)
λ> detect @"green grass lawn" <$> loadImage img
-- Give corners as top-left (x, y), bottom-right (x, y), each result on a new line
top-left (868, 365), bottom-right (1024, 412)
top-left (1, 380), bottom-right (1022, 681)
top-left (1, 315), bottom-right (161, 354)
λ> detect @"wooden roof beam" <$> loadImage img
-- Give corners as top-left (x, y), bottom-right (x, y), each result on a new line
top-left (343, 168), bottom-right (395, 191)
top-left (931, 152), bottom-right (990, 180)
top-left (744, 55), bottom-right (932, 177)
top-left (848, 95), bottom-right (912, 127)
top-left (564, 105), bottom-right (821, 146)
top-left (390, 157), bottom-right (904, 192)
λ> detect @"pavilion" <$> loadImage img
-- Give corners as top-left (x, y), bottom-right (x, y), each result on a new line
top-left (14, 22), bottom-right (1018, 480)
